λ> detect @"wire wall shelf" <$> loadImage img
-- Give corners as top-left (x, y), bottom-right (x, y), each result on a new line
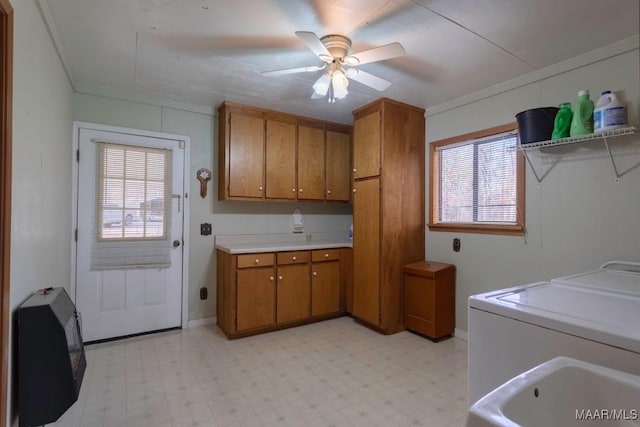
top-left (518, 126), bottom-right (637, 151)
top-left (517, 126), bottom-right (638, 183)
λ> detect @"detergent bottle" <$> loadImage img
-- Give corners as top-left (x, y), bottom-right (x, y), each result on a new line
top-left (594, 90), bottom-right (627, 132)
top-left (569, 90), bottom-right (594, 136)
top-left (551, 102), bottom-right (572, 139)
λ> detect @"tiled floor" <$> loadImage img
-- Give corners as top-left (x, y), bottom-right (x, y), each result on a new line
top-left (53, 317), bottom-right (469, 427)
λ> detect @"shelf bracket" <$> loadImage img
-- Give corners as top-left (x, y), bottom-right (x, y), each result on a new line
top-left (602, 135), bottom-right (622, 183)
top-left (522, 149), bottom-right (559, 185)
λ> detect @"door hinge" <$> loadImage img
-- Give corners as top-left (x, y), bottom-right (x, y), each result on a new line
top-left (76, 149), bottom-right (80, 162)
top-left (74, 228), bottom-right (78, 242)
top-left (179, 140), bottom-right (185, 149)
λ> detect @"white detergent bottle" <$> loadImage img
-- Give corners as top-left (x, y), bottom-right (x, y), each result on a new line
top-left (594, 90), bottom-right (627, 132)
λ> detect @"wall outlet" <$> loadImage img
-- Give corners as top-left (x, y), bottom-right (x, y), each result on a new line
top-left (453, 238), bottom-right (461, 252)
top-left (200, 223), bottom-right (212, 235)
top-left (199, 287), bottom-right (208, 300)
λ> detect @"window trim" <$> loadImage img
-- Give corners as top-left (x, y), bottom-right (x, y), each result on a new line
top-left (429, 122), bottom-right (525, 236)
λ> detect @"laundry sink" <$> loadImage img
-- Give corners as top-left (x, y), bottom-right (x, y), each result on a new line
top-left (466, 356), bottom-right (640, 426)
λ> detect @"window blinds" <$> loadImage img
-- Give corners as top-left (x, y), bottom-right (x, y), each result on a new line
top-left (91, 142), bottom-right (173, 270)
top-left (436, 131), bottom-right (518, 224)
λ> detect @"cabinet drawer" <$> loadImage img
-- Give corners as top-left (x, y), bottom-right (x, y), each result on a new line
top-left (277, 251), bottom-right (310, 265)
top-left (237, 253), bottom-right (275, 268)
top-left (311, 249), bottom-right (341, 262)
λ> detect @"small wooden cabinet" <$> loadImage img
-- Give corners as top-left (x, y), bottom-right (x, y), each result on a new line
top-left (218, 102), bottom-right (351, 202)
top-left (403, 261), bottom-right (456, 340)
top-left (217, 247), bottom-right (350, 338)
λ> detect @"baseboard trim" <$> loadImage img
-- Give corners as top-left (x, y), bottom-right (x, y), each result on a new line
top-left (454, 328), bottom-right (468, 341)
top-left (187, 316), bottom-right (216, 328)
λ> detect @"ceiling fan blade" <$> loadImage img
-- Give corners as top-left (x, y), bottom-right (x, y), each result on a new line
top-left (348, 42), bottom-right (405, 65)
top-left (348, 69), bottom-right (391, 91)
top-left (295, 31), bottom-right (331, 59)
top-left (262, 64), bottom-right (325, 76)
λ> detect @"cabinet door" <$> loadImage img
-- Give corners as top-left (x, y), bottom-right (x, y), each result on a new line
top-left (326, 130), bottom-right (351, 201)
top-left (237, 267), bottom-right (276, 331)
top-left (277, 264), bottom-right (310, 324)
top-left (353, 110), bottom-right (381, 179)
top-left (353, 178), bottom-right (381, 326)
top-left (297, 125), bottom-right (325, 200)
top-left (265, 120), bottom-right (296, 199)
top-left (311, 261), bottom-right (340, 316)
top-left (229, 114), bottom-right (265, 198)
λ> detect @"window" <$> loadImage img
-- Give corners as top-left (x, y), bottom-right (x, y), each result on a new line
top-left (429, 123), bottom-right (525, 236)
top-left (91, 142), bottom-right (173, 270)
top-left (97, 143), bottom-right (170, 240)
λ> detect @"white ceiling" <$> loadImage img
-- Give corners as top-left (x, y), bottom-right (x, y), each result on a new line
top-left (40, 0), bottom-right (639, 124)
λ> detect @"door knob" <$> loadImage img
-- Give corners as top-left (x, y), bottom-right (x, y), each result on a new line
top-left (172, 240), bottom-right (181, 248)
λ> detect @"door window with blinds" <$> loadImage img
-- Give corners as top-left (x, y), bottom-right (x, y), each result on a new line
top-left (92, 142), bottom-right (173, 269)
top-left (429, 123), bottom-right (525, 236)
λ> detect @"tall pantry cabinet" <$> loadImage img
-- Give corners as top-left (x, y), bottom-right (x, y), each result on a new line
top-left (352, 98), bottom-right (425, 334)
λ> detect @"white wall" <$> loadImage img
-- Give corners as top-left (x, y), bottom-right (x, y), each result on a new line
top-left (10, 0), bottom-right (74, 424)
top-left (73, 93), bottom-right (353, 321)
top-left (425, 40), bottom-right (640, 334)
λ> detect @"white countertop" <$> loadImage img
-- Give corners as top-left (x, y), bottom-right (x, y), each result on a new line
top-left (215, 233), bottom-right (353, 254)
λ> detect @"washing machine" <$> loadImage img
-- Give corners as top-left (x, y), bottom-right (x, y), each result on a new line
top-left (468, 261), bottom-right (640, 404)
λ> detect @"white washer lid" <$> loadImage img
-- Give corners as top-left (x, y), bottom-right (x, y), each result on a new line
top-left (469, 281), bottom-right (640, 354)
top-left (552, 269), bottom-right (640, 293)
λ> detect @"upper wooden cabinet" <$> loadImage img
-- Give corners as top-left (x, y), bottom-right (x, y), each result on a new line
top-left (266, 119), bottom-right (297, 200)
top-left (297, 125), bottom-right (325, 200)
top-left (326, 130), bottom-right (351, 201)
top-left (218, 102), bottom-right (351, 201)
top-left (353, 110), bottom-right (381, 180)
top-left (227, 113), bottom-right (265, 198)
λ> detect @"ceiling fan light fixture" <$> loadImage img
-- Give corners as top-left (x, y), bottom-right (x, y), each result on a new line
top-left (312, 74), bottom-right (331, 96)
top-left (331, 69), bottom-right (349, 100)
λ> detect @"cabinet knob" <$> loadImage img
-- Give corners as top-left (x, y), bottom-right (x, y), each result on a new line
top-left (312, 271), bottom-right (317, 277)
top-left (353, 168), bottom-right (357, 173)
top-left (255, 259), bottom-right (259, 264)
top-left (269, 276), bottom-right (274, 281)
top-left (324, 253), bottom-right (329, 258)
top-left (327, 190), bottom-right (331, 194)
top-left (258, 186), bottom-right (263, 191)
top-left (278, 275), bottom-right (283, 280)
top-left (352, 188), bottom-right (356, 193)
top-left (291, 188), bottom-right (296, 192)
top-left (298, 188), bottom-right (303, 193)
top-left (292, 256), bottom-right (297, 261)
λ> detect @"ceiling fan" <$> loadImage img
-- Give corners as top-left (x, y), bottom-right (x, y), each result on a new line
top-left (263, 31), bottom-right (405, 103)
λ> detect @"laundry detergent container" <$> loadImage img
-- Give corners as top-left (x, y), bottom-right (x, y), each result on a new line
top-left (516, 107), bottom-right (559, 144)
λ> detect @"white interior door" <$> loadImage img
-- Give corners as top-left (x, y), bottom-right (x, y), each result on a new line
top-left (75, 127), bottom-right (185, 342)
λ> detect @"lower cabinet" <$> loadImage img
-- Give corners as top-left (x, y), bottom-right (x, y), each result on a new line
top-left (216, 247), bottom-right (348, 338)
top-left (277, 264), bottom-right (311, 323)
top-left (237, 267), bottom-right (275, 331)
top-left (311, 249), bottom-right (341, 316)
